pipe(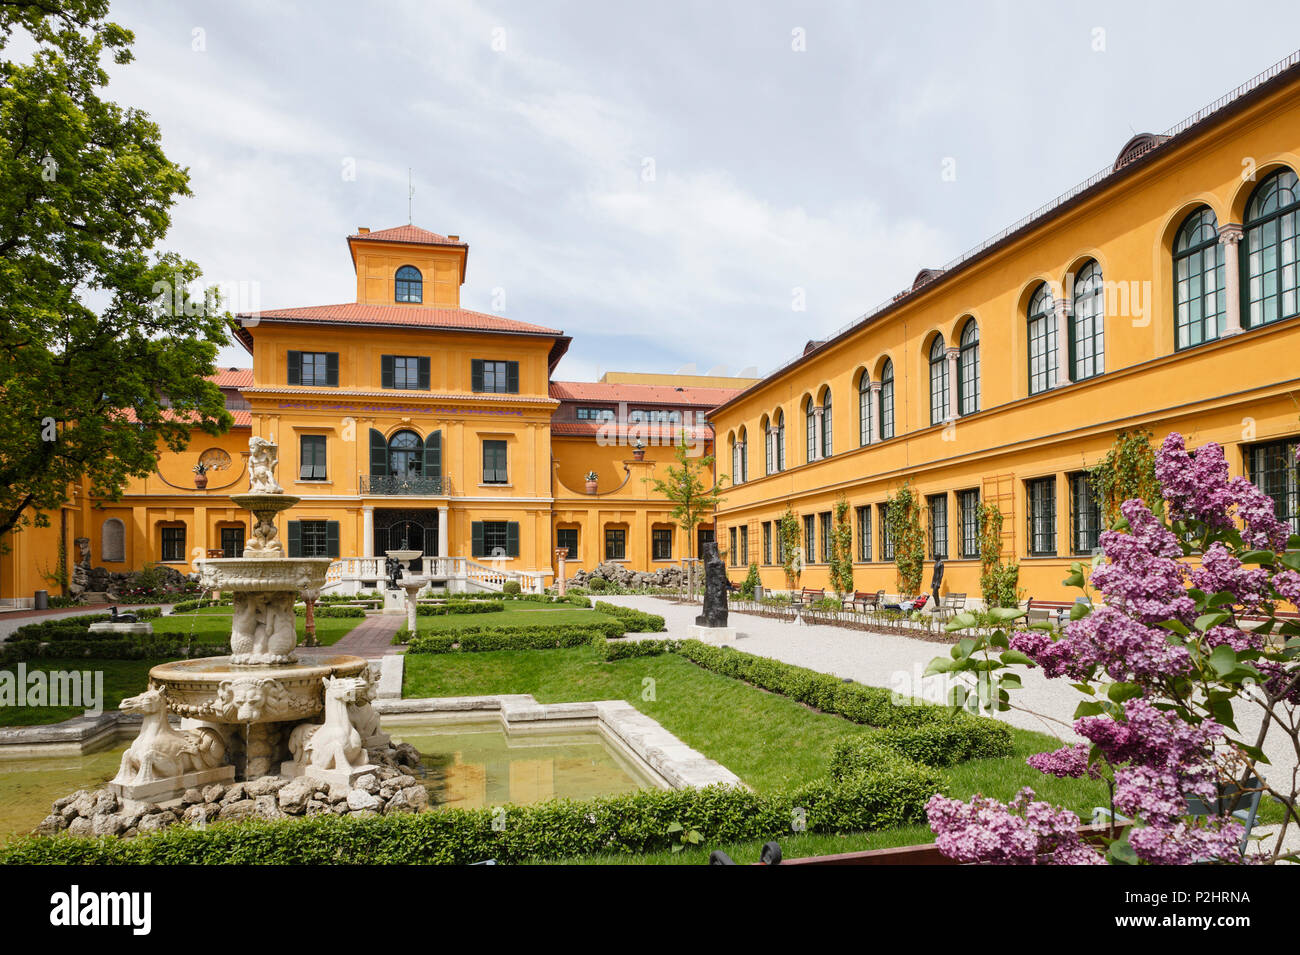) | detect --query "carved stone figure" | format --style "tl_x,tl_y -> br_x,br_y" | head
247,436 -> 283,494
216,676 -> 301,722
229,591 -> 297,665
347,663 -> 388,747
112,687 -> 227,785
296,676 -> 368,773
70,537 -> 91,595
694,541 -> 729,628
